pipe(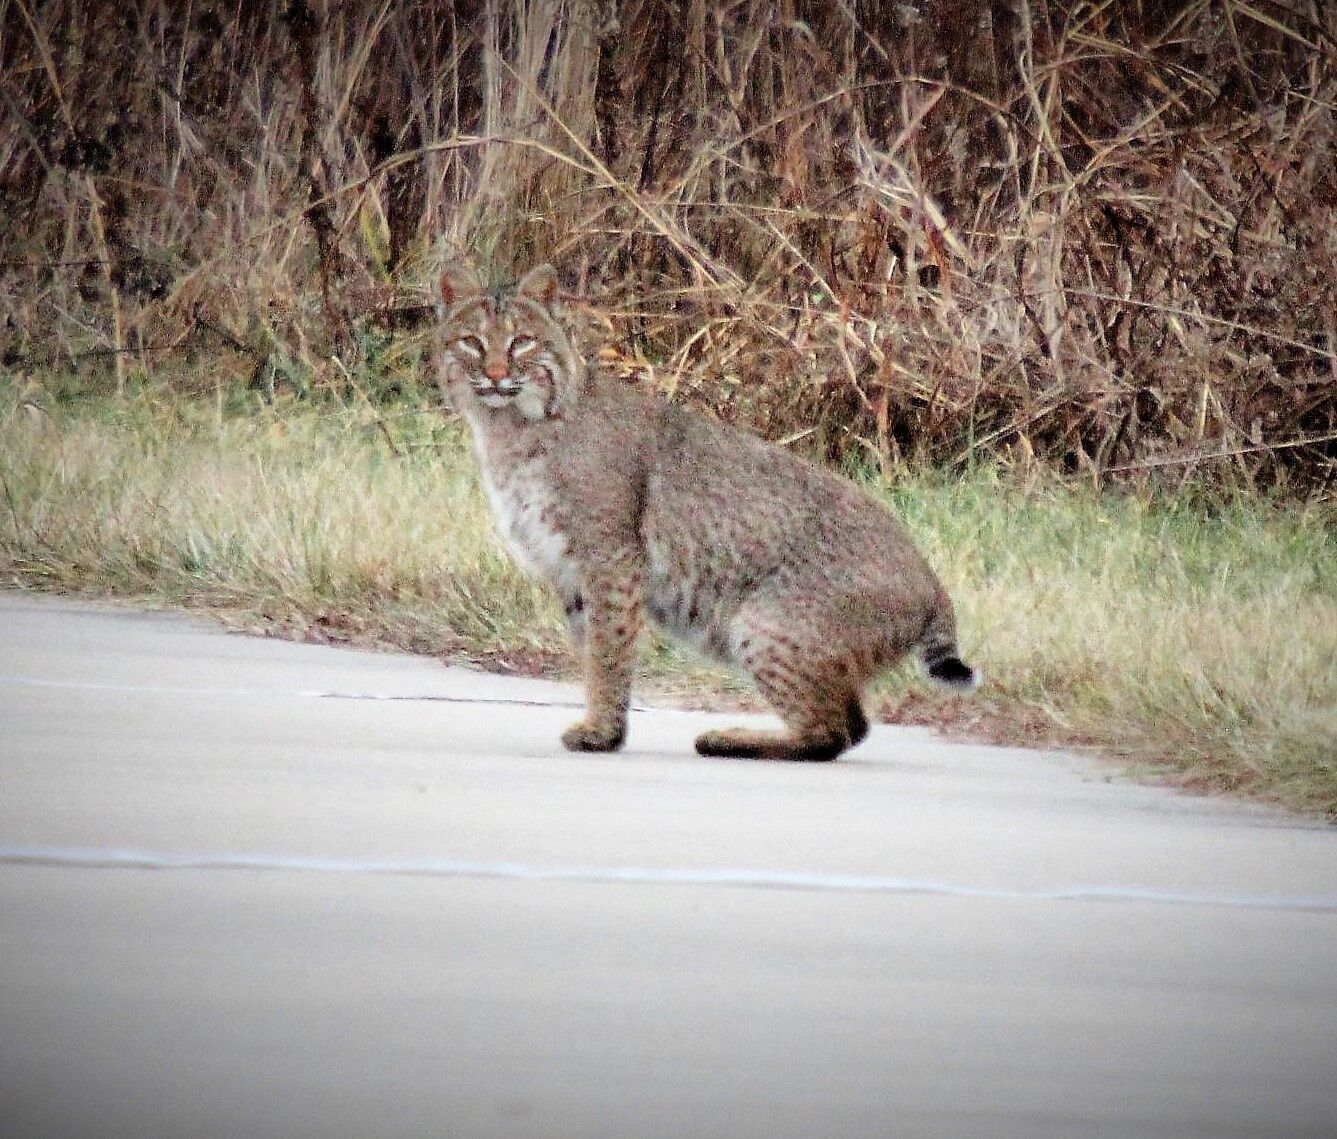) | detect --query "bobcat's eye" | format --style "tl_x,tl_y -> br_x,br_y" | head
510,335 -> 539,357
455,335 -> 485,358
